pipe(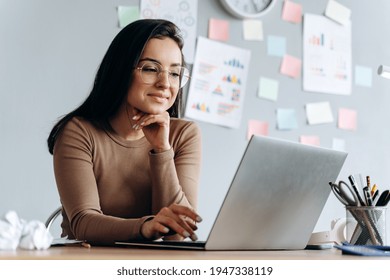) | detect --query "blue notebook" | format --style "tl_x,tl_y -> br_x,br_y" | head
335,243 -> 390,256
